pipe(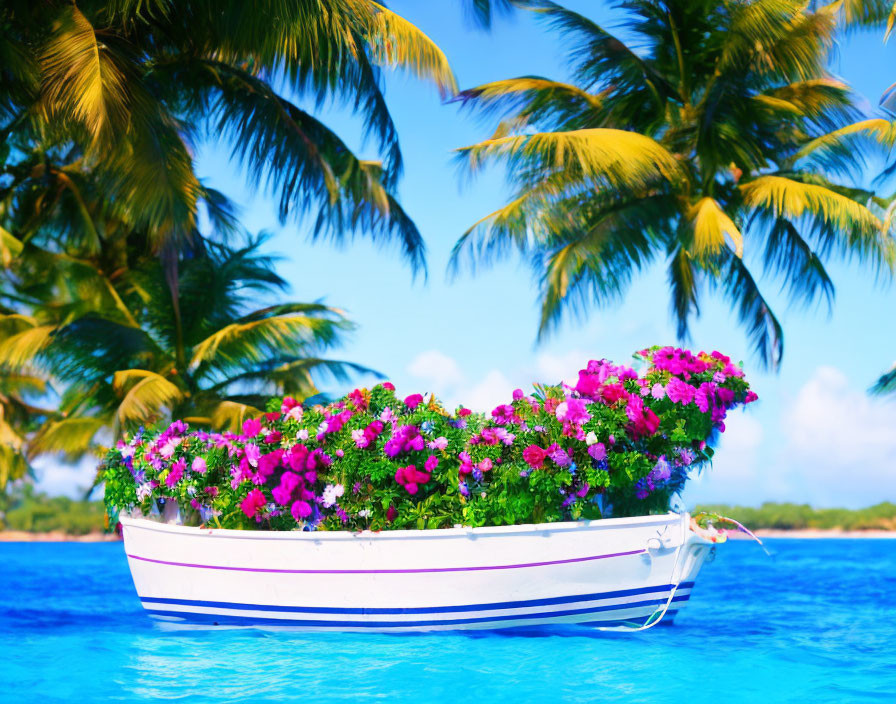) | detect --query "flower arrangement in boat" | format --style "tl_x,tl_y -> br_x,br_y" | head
102,346 -> 756,531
